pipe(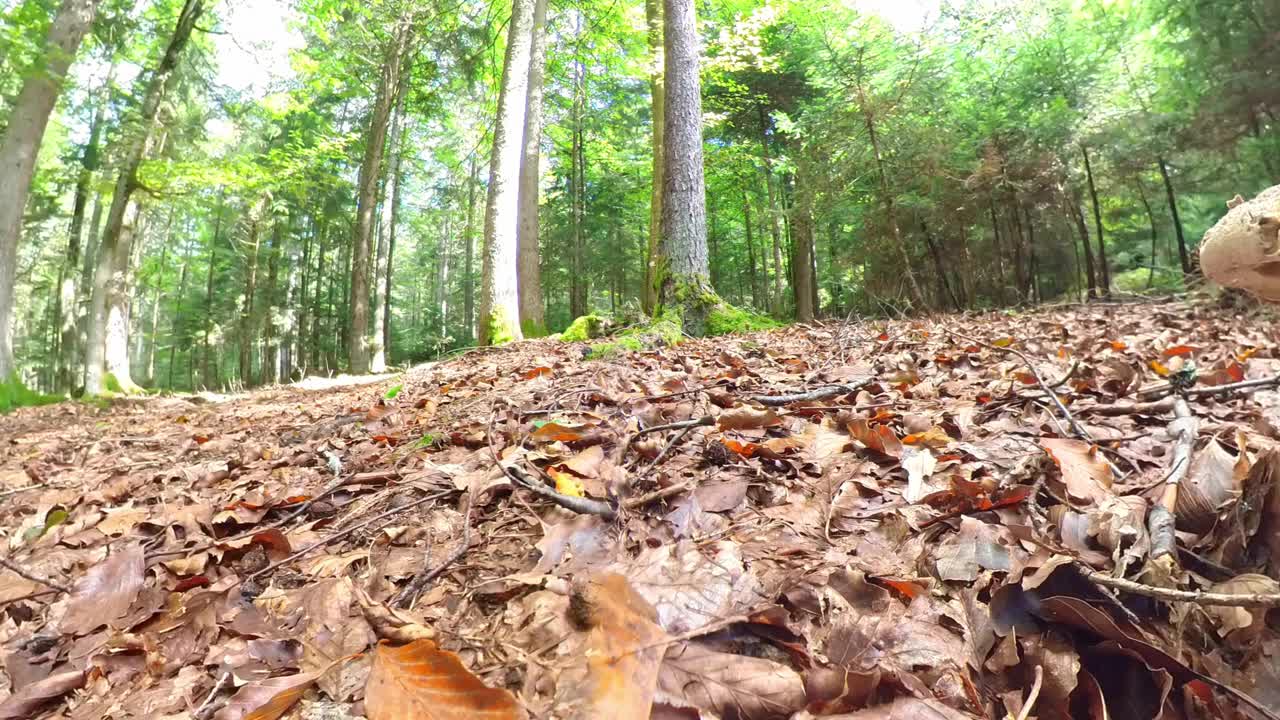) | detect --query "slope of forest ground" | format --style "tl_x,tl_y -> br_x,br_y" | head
2,299 -> 1280,720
